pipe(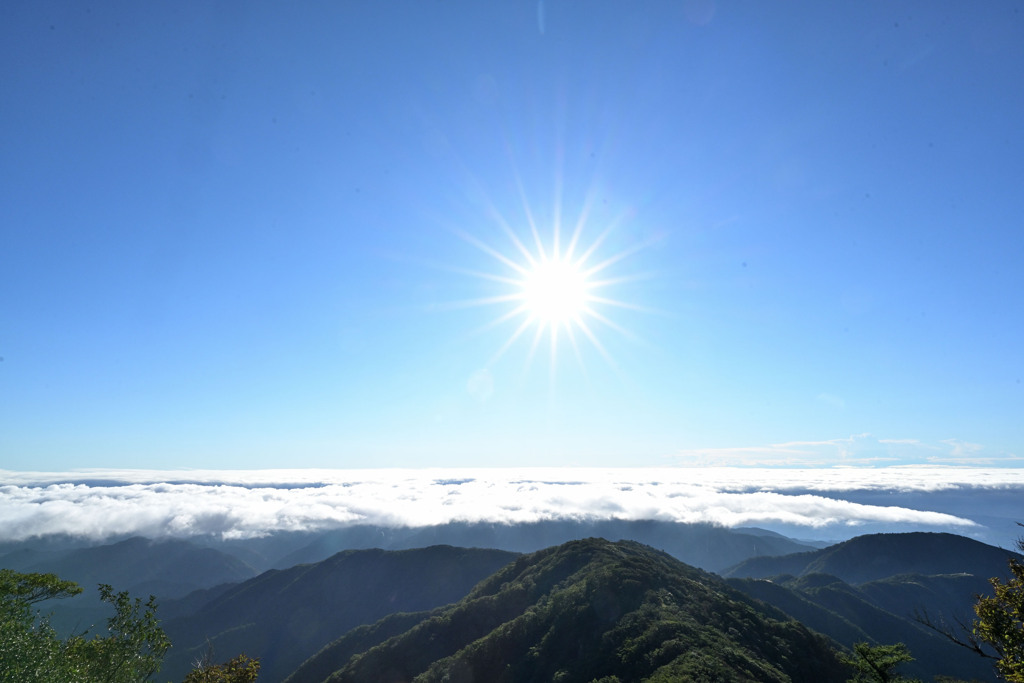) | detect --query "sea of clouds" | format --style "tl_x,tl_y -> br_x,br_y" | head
2,467 -> 1023,547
